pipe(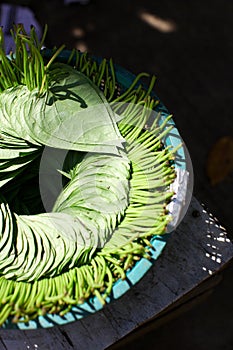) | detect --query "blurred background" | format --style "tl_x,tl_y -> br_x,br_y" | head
0,1 -> 233,349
